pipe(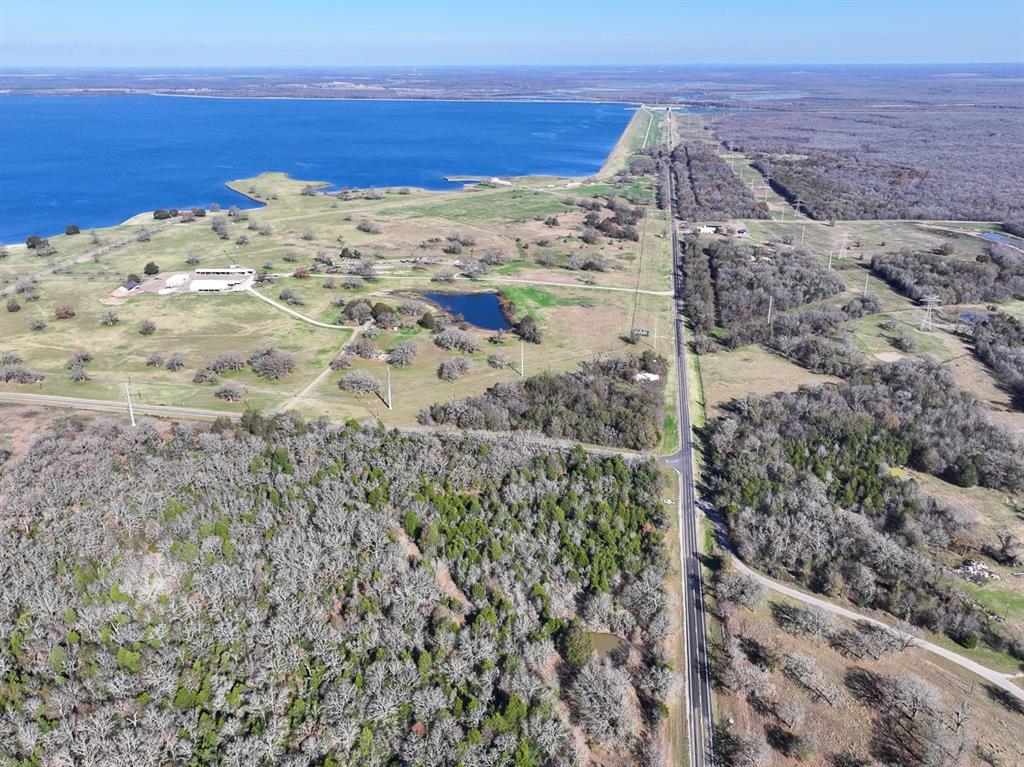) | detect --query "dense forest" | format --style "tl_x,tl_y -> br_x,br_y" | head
714,106 -> 1024,221
677,239 -> 716,335
707,240 -> 845,329
0,415 -> 675,766
670,143 -> 765,222
420,353 -> 666,450
871,245 -> 1024,304
971,311 -> 1024,408
678,238 -> 858,370
752,153 -> 933,221
704,358 -> 1024,658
